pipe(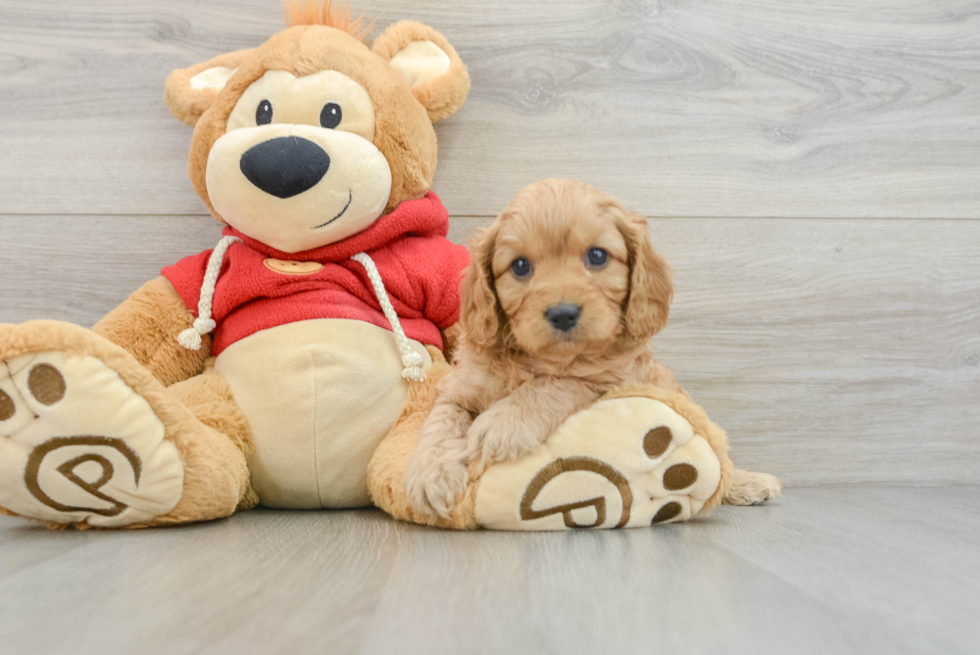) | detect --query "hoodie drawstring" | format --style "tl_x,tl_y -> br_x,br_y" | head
351,252 -> 427,382
177,235 -> 242,351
